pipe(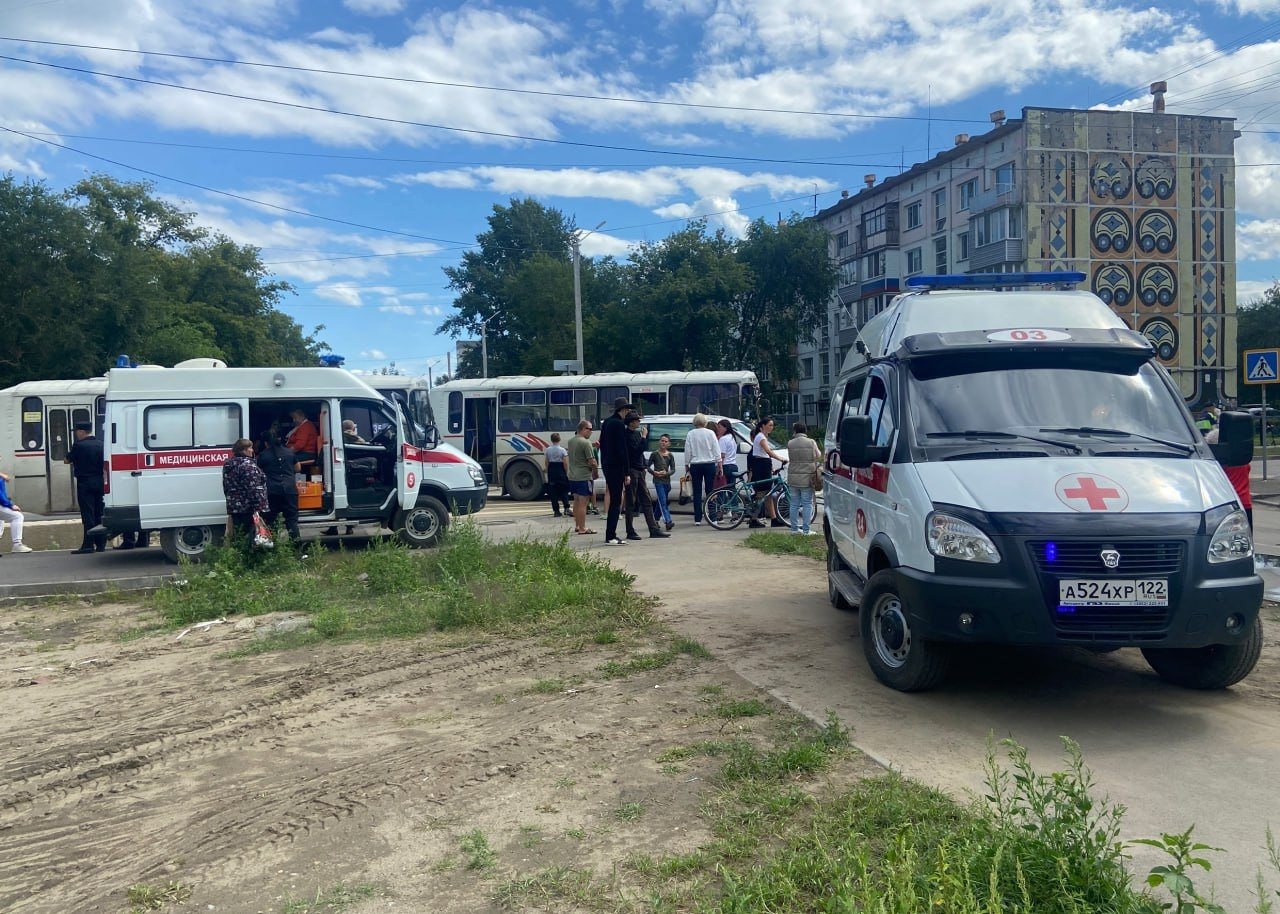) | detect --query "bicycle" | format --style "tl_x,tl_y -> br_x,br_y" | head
704,468 -> 792,530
